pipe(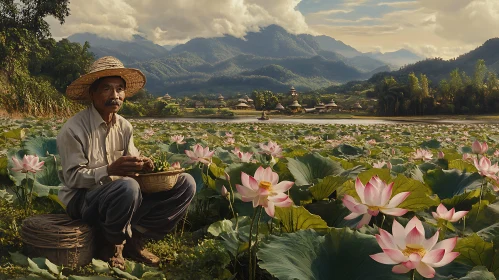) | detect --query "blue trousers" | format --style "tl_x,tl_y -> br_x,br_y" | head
66,173 -> 196,244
